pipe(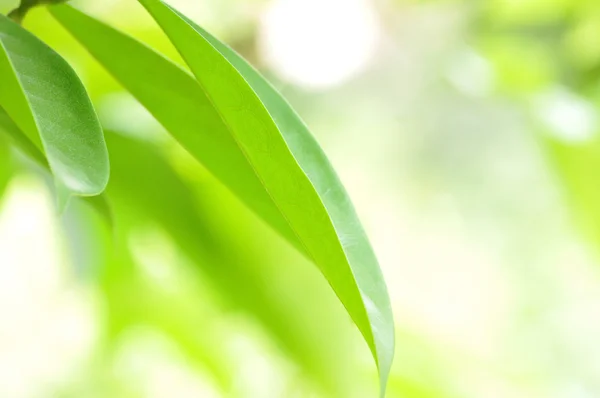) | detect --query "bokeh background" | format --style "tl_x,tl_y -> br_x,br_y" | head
1,0 -> 600,396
